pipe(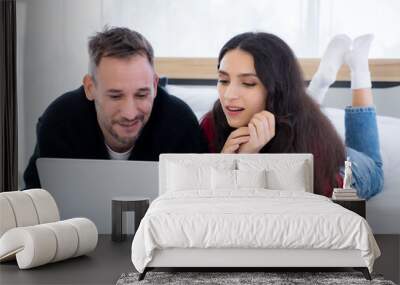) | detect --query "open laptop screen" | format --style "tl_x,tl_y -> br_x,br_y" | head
37,158 -> 158,233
